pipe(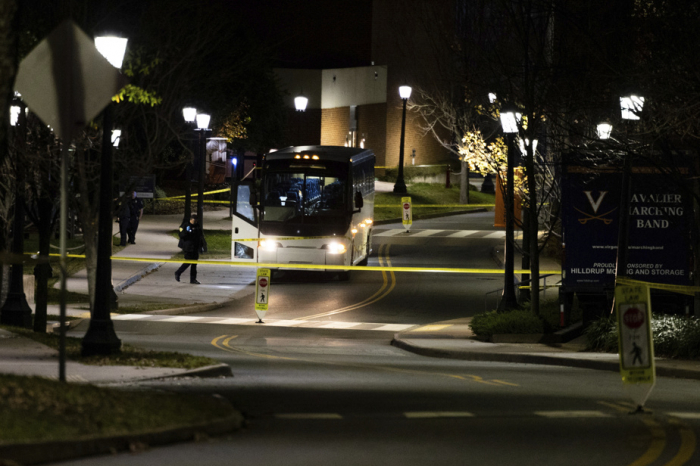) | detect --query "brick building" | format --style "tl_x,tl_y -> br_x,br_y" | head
270,0 -> 452,169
